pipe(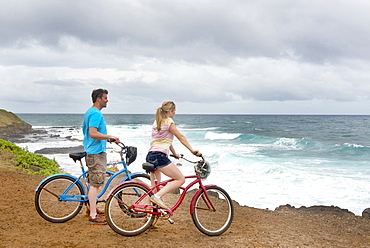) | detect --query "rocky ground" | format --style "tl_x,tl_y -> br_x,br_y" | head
1,168 -> 370,247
